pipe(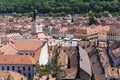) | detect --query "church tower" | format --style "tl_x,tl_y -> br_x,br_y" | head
31,17 -> 44,34
31,0 -> 44,34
